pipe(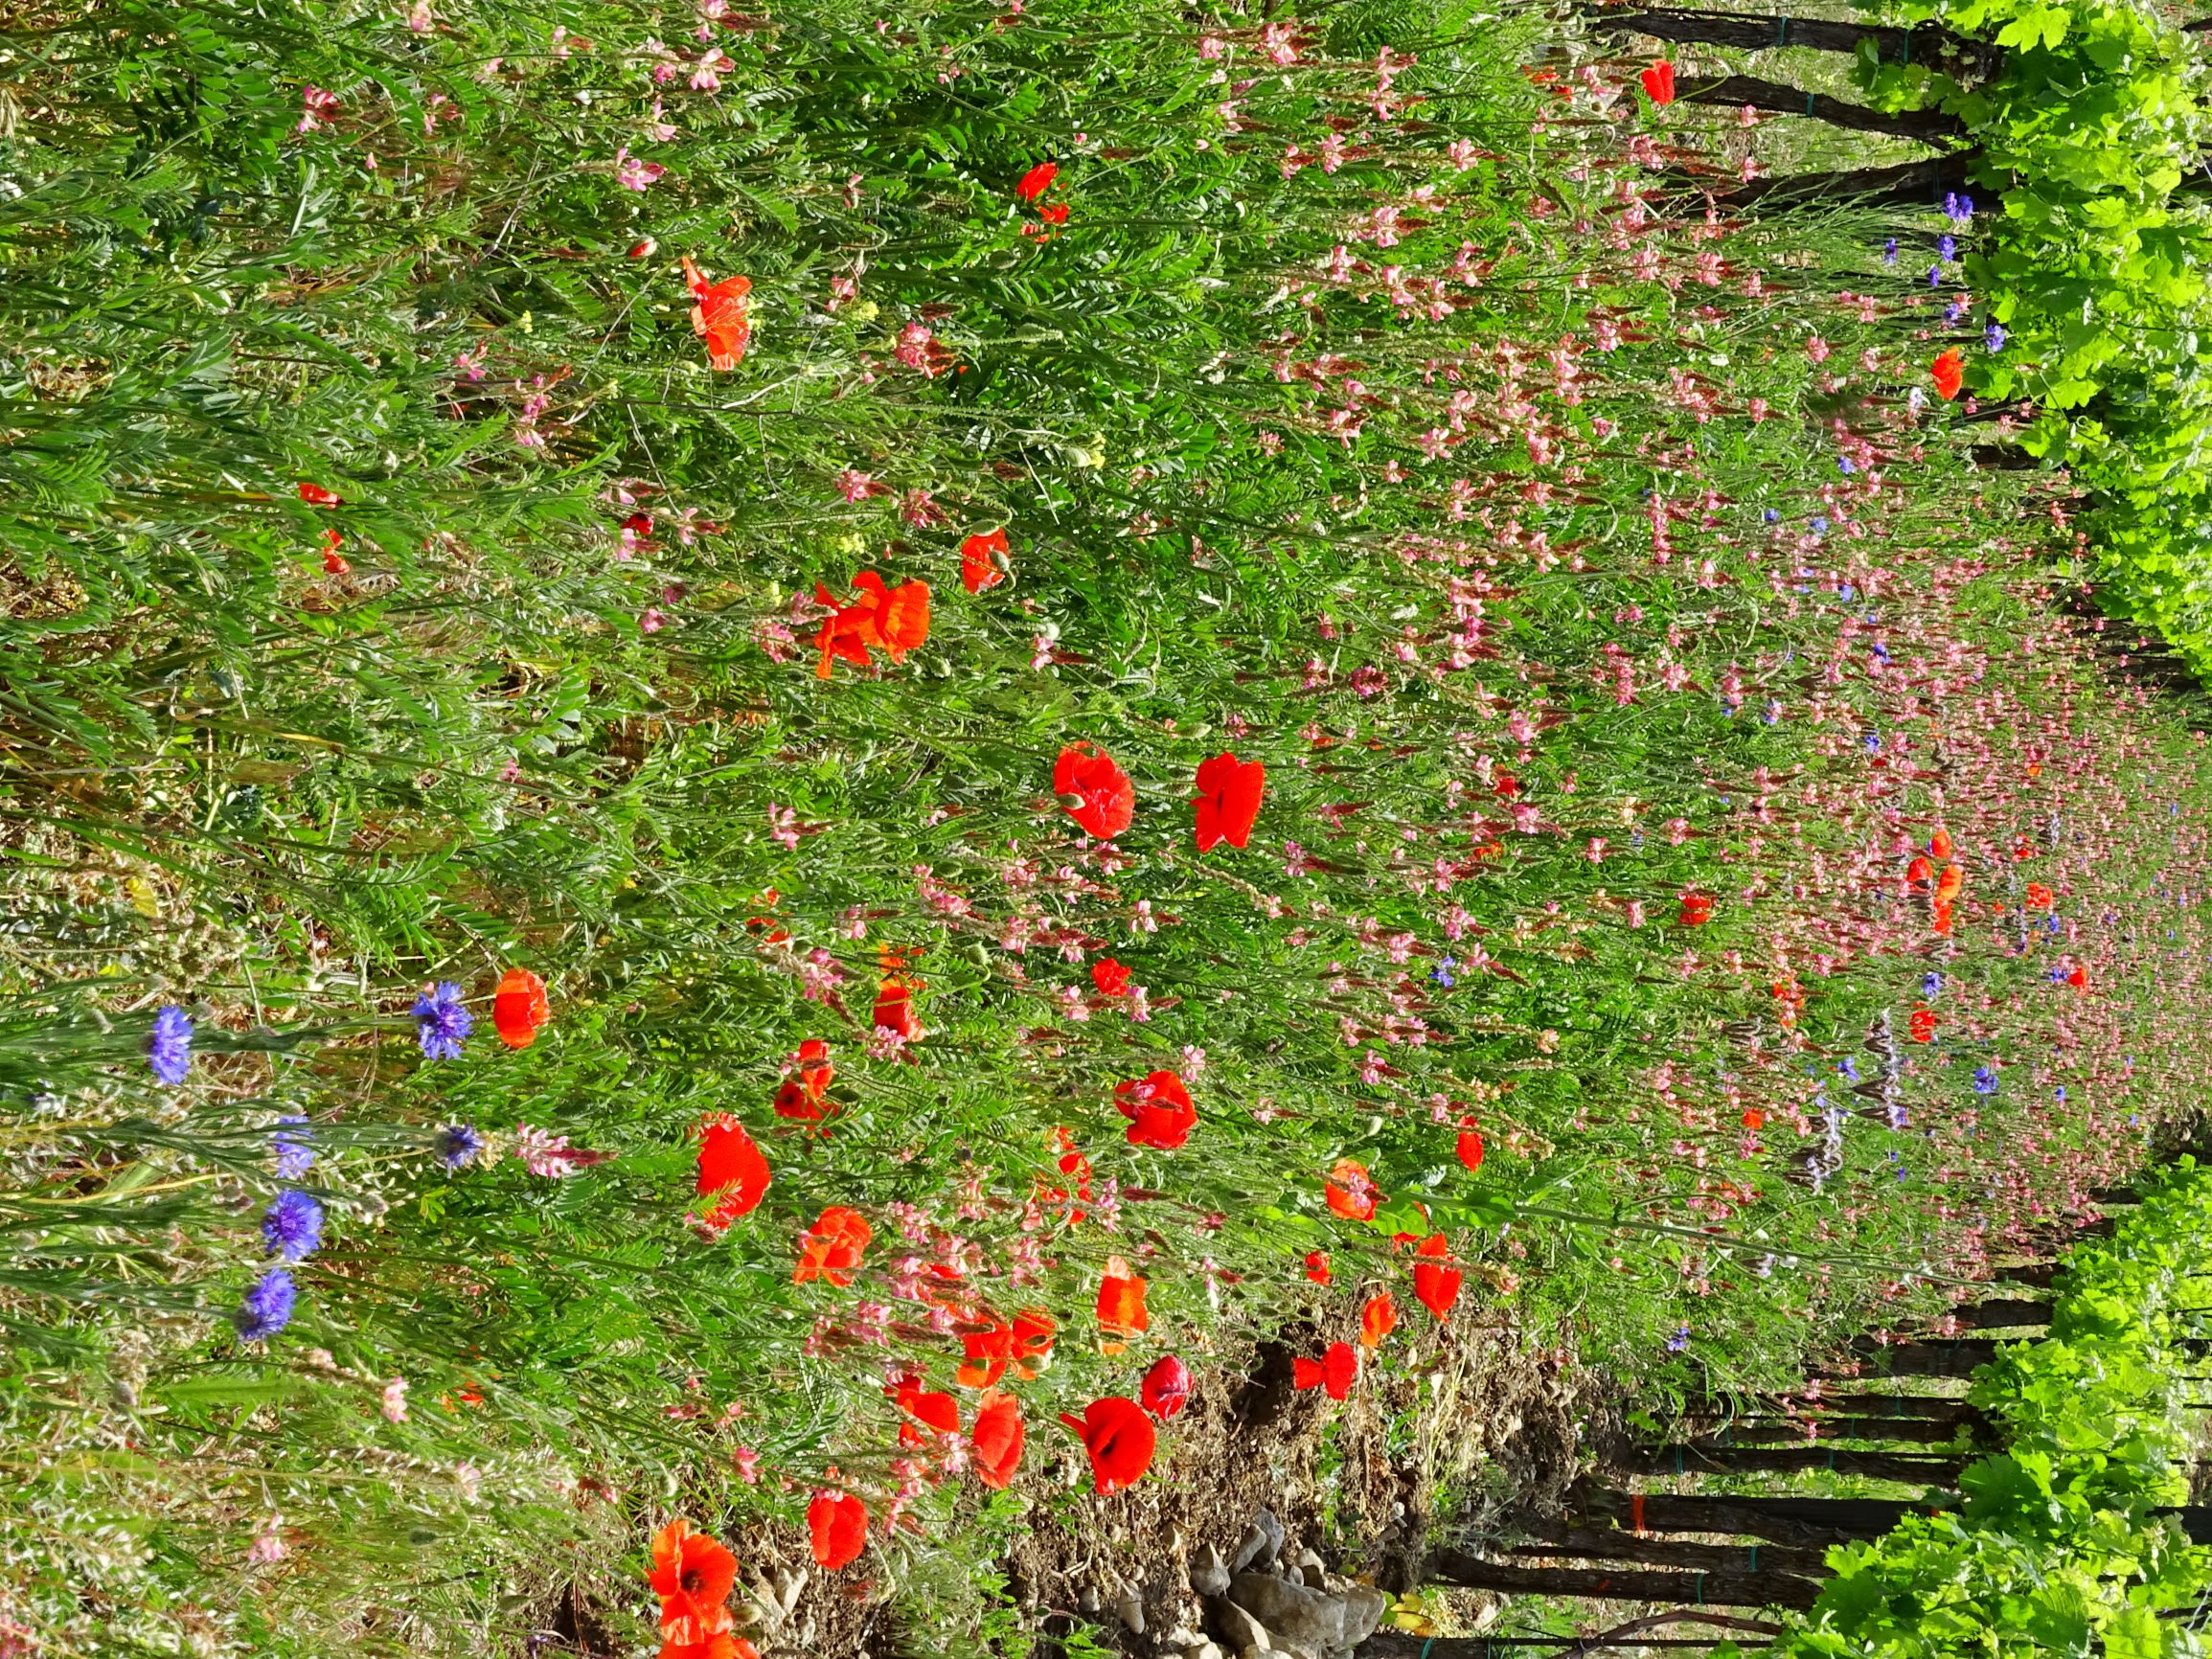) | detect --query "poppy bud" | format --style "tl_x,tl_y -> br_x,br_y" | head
629,238 -> 657,258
